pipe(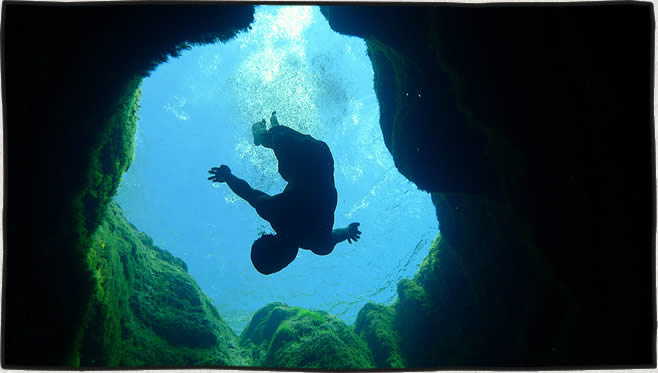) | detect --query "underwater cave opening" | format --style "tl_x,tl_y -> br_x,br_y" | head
115,5 -> 438,334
